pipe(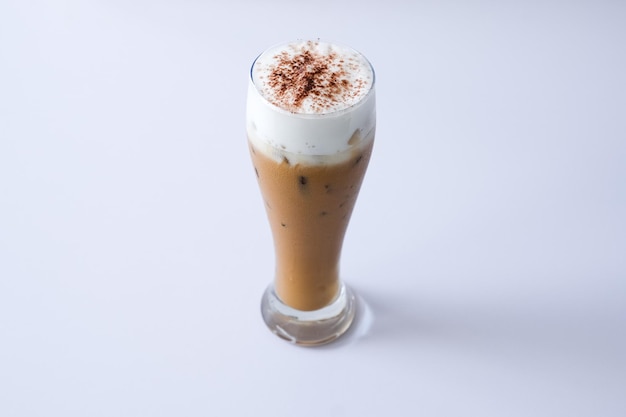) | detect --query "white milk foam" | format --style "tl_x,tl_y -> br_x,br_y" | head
247,40 -> 375,162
